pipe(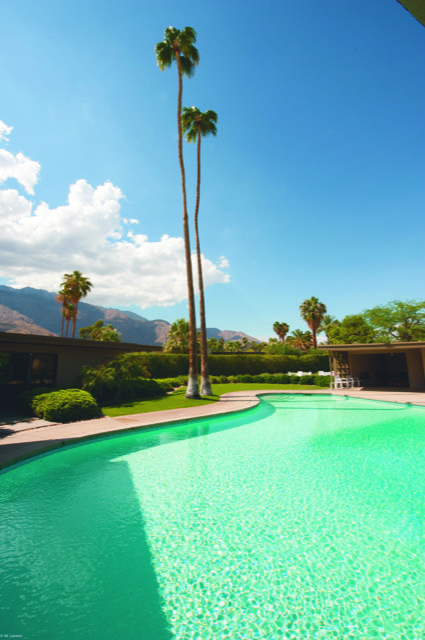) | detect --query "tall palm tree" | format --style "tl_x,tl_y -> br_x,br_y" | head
63,302 -> 74,338
299,297 -> 327,349
181,106 -> 218,396
155,26 -> 200,399
61,270 -> 93,338
273,321 -> 290,342
55,288 -> 69,337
